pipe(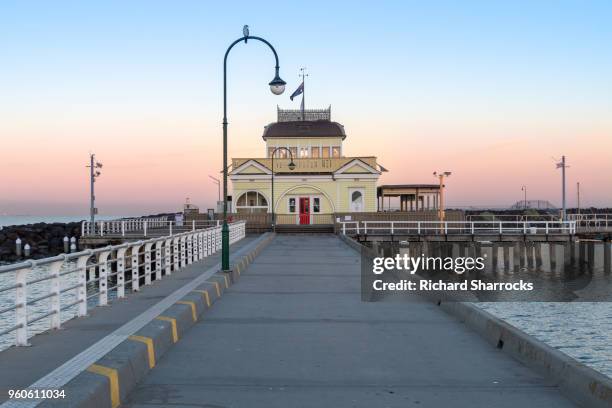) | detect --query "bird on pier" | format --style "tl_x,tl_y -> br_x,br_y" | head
243,25 -> 249,43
